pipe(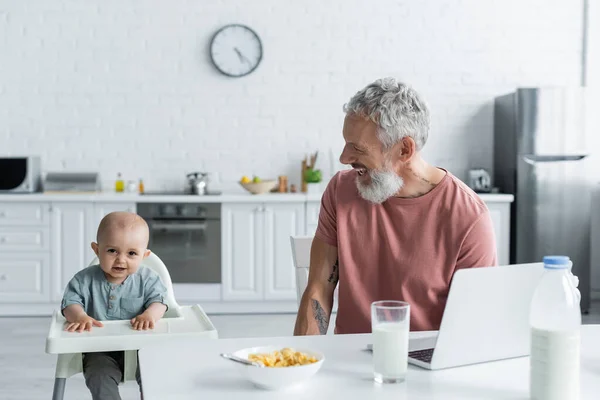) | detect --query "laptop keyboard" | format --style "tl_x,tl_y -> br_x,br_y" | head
408,348 -> 434,363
